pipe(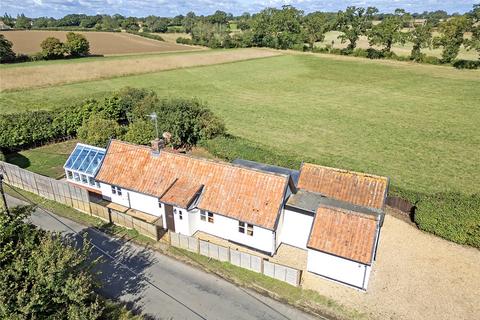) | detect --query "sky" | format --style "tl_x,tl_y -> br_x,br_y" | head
1,0 -> 478,18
